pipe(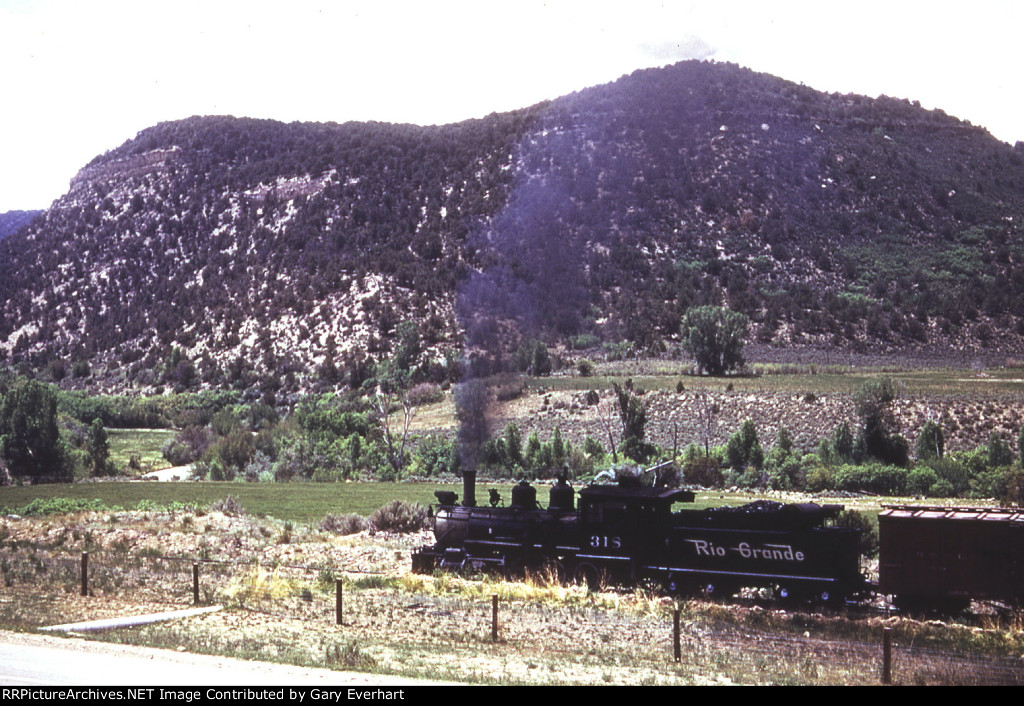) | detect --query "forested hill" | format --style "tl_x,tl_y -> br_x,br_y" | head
0,210 -> 42,241
1,60 -> 1023,395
